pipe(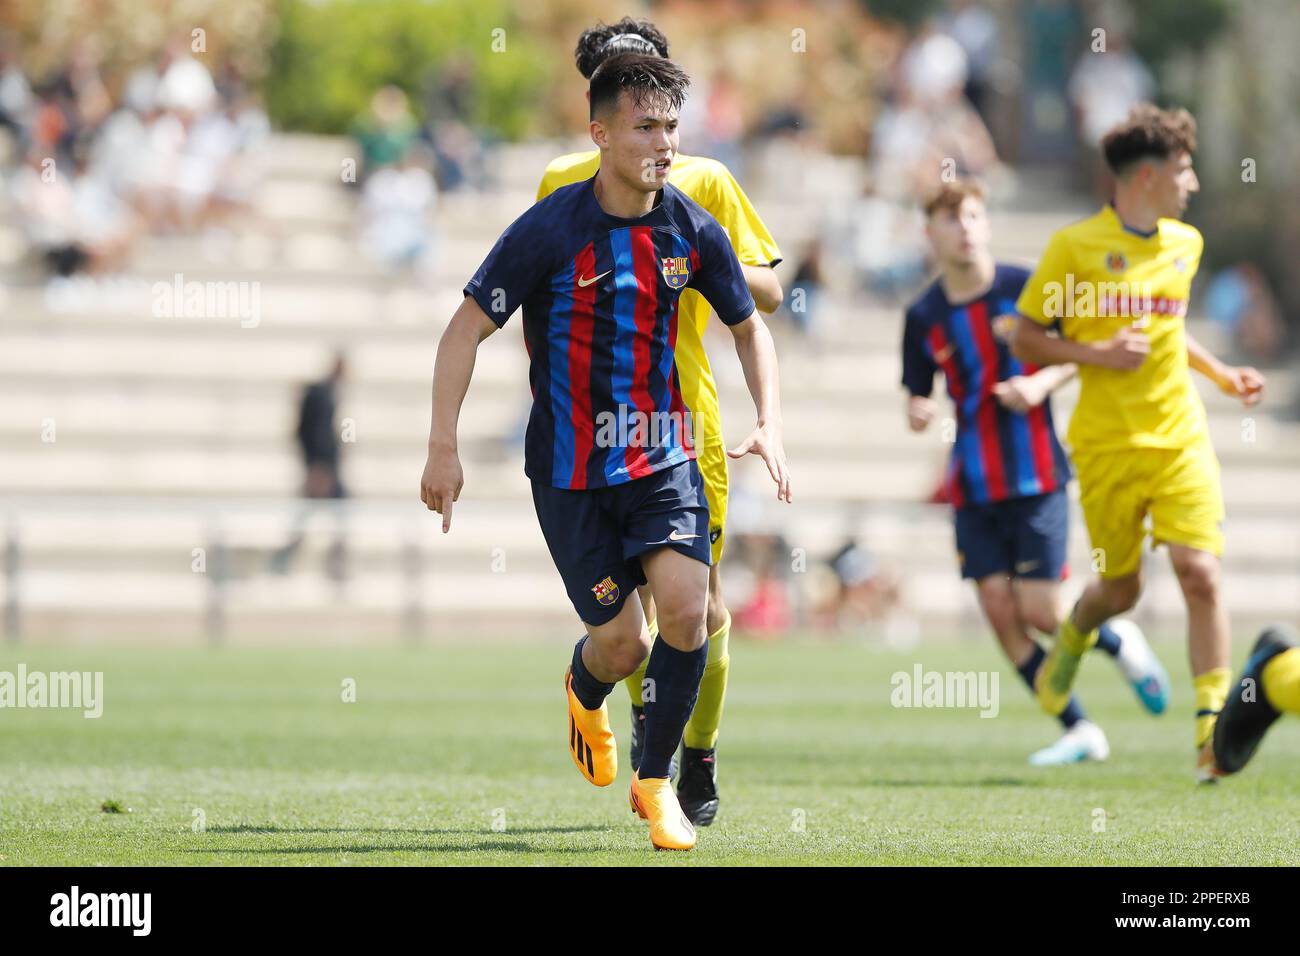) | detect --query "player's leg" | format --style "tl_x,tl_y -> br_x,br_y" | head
532,480 -> 645,787
676,438 -> 731,825
1169,544 -> 1231,752
620,460 -> 712,850
1214,624 -> 1300,775
1015,487 -> 1169,715
1036,455 -> 1145,715
1145,437 -> 1232,776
